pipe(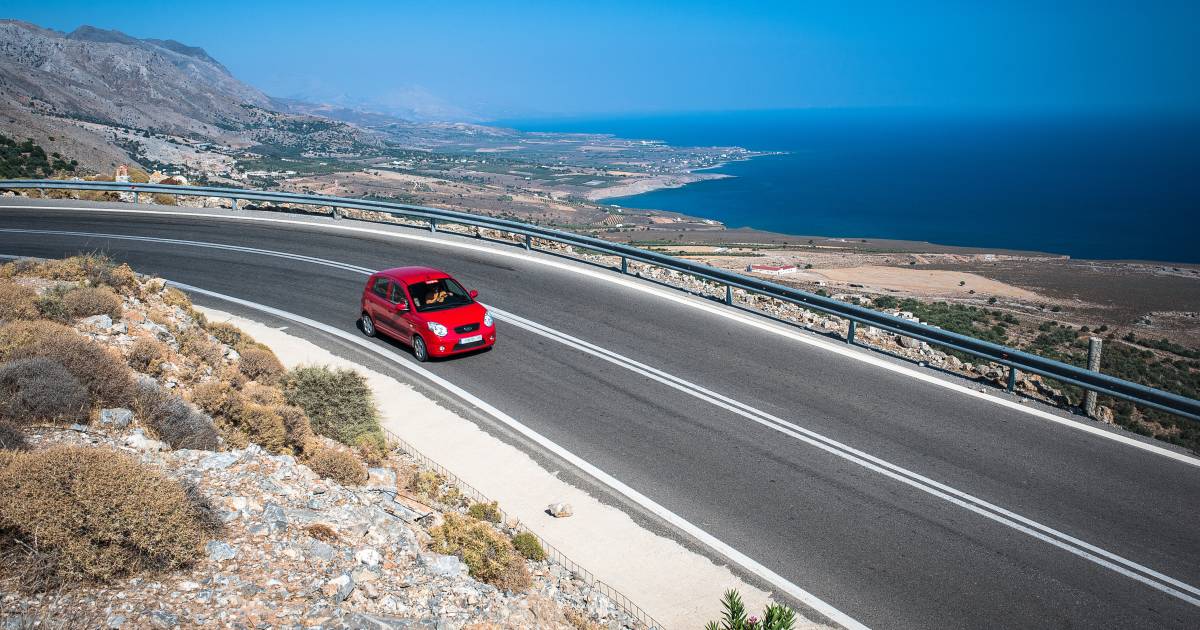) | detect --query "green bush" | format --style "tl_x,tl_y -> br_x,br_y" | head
511,531 -> 546,561
34,293 -> 71,322
283,366 -> 384,448
0,446 -> 217,588
468,501 -> 502,523
0,358 -> 89,426
705,589 -> 797,630
430,514 -> 530,591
